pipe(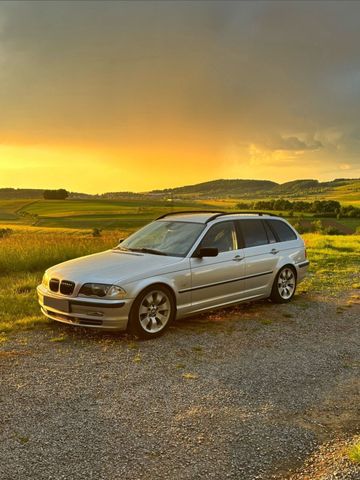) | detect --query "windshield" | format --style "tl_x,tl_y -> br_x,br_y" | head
118,221 -> 205,257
